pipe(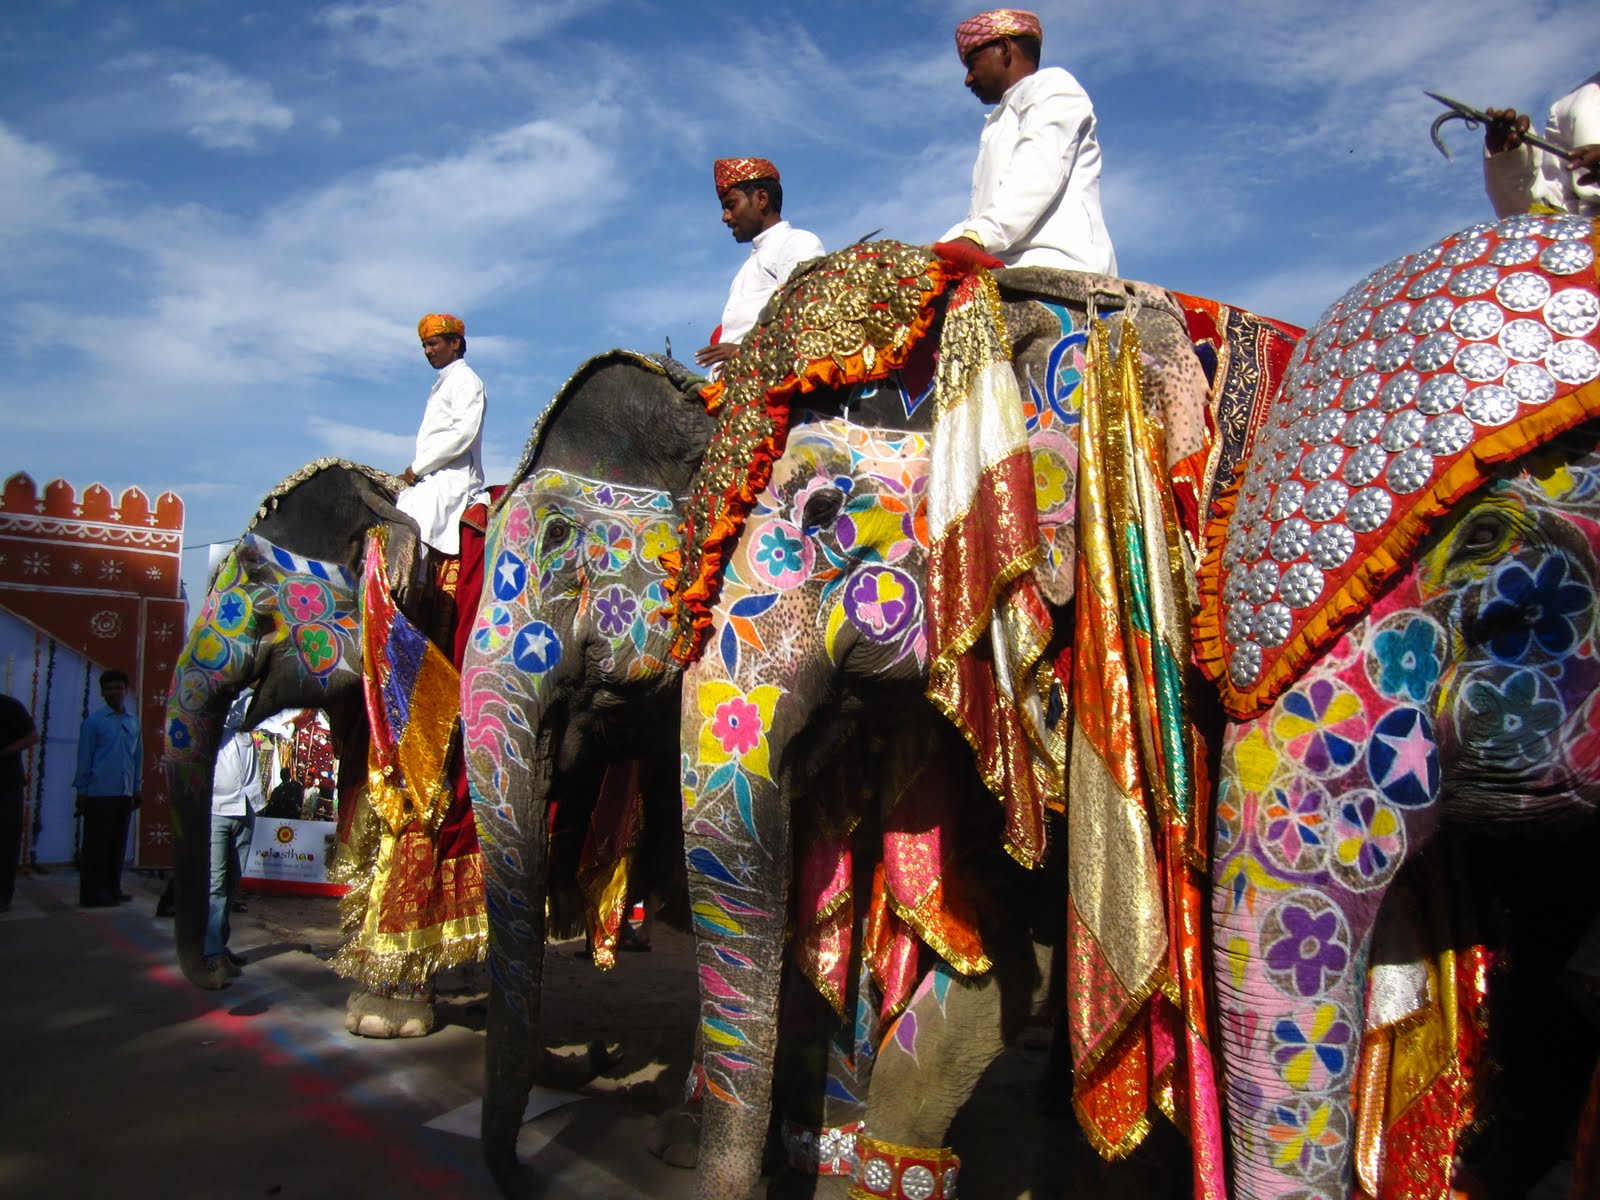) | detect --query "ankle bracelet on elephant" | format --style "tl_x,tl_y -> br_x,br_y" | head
782,1118 -> 863,1176
848,1134 -> 960,1199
